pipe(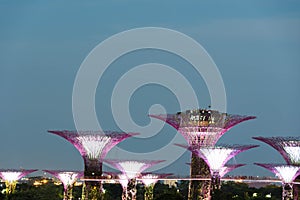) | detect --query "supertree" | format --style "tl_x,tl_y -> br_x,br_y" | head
150,109 -> 255,200
253,136 -> 300,198
48,130 -> 137,200
140,173 -> 172,200
0,169 -> 37,196
177,144 -> 258,197
253,136 -> 300,165
105,159 -> 164,200
255,163 -> 300,200
43,170 -> 83,200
